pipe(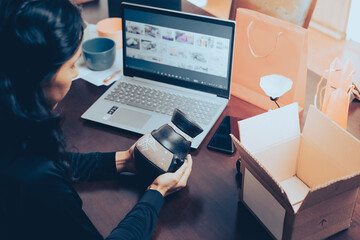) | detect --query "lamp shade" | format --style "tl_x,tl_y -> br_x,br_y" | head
260,74 -> 293,98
